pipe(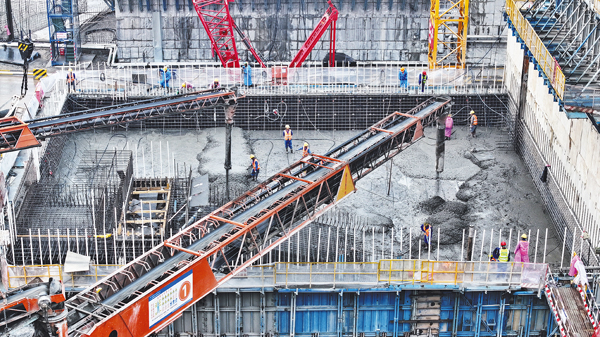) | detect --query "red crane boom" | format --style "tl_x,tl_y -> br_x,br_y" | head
193,0 -> 266,68
289,0 -> 338,67
193,0 -> 338,68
